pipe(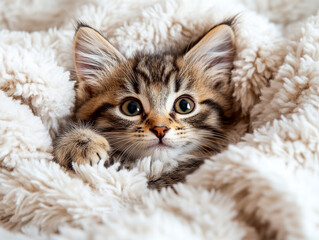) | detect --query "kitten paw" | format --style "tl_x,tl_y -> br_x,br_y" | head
54,128 -> 110,168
